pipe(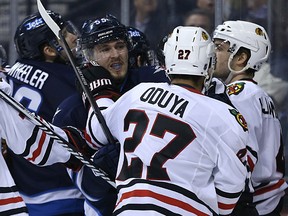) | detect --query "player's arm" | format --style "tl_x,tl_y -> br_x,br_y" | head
212,127 -> 249,215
